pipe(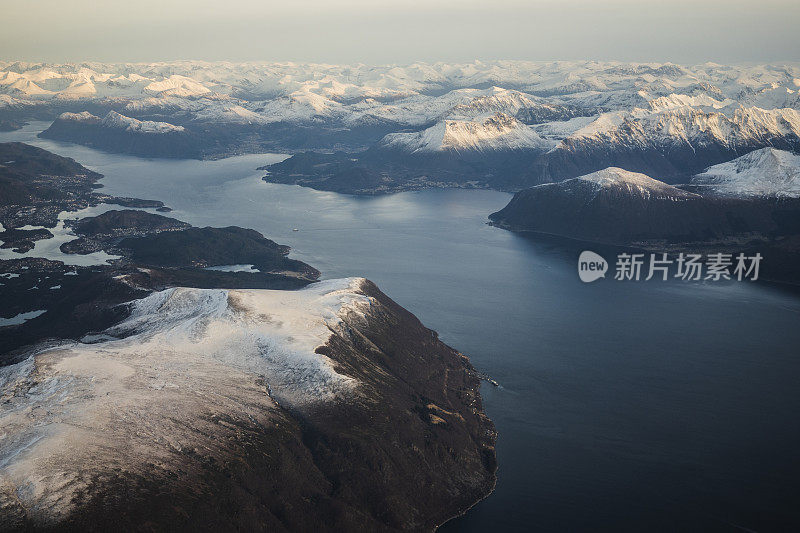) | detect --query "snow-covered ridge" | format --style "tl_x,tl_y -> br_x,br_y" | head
380,113 -> 552,153
0,278 -> 371,520
58,109 -> 184,133
57,110 -> 97,122
143,74 -> 211,98
100,110 -> 185,133
1,278 -> 368,411
561,106 -> 800,151
576,167 -> 699,200
691,148 -> 800,197
5,61 -> 800,165
447,87 -> 545,119
104,278 -> 369,406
